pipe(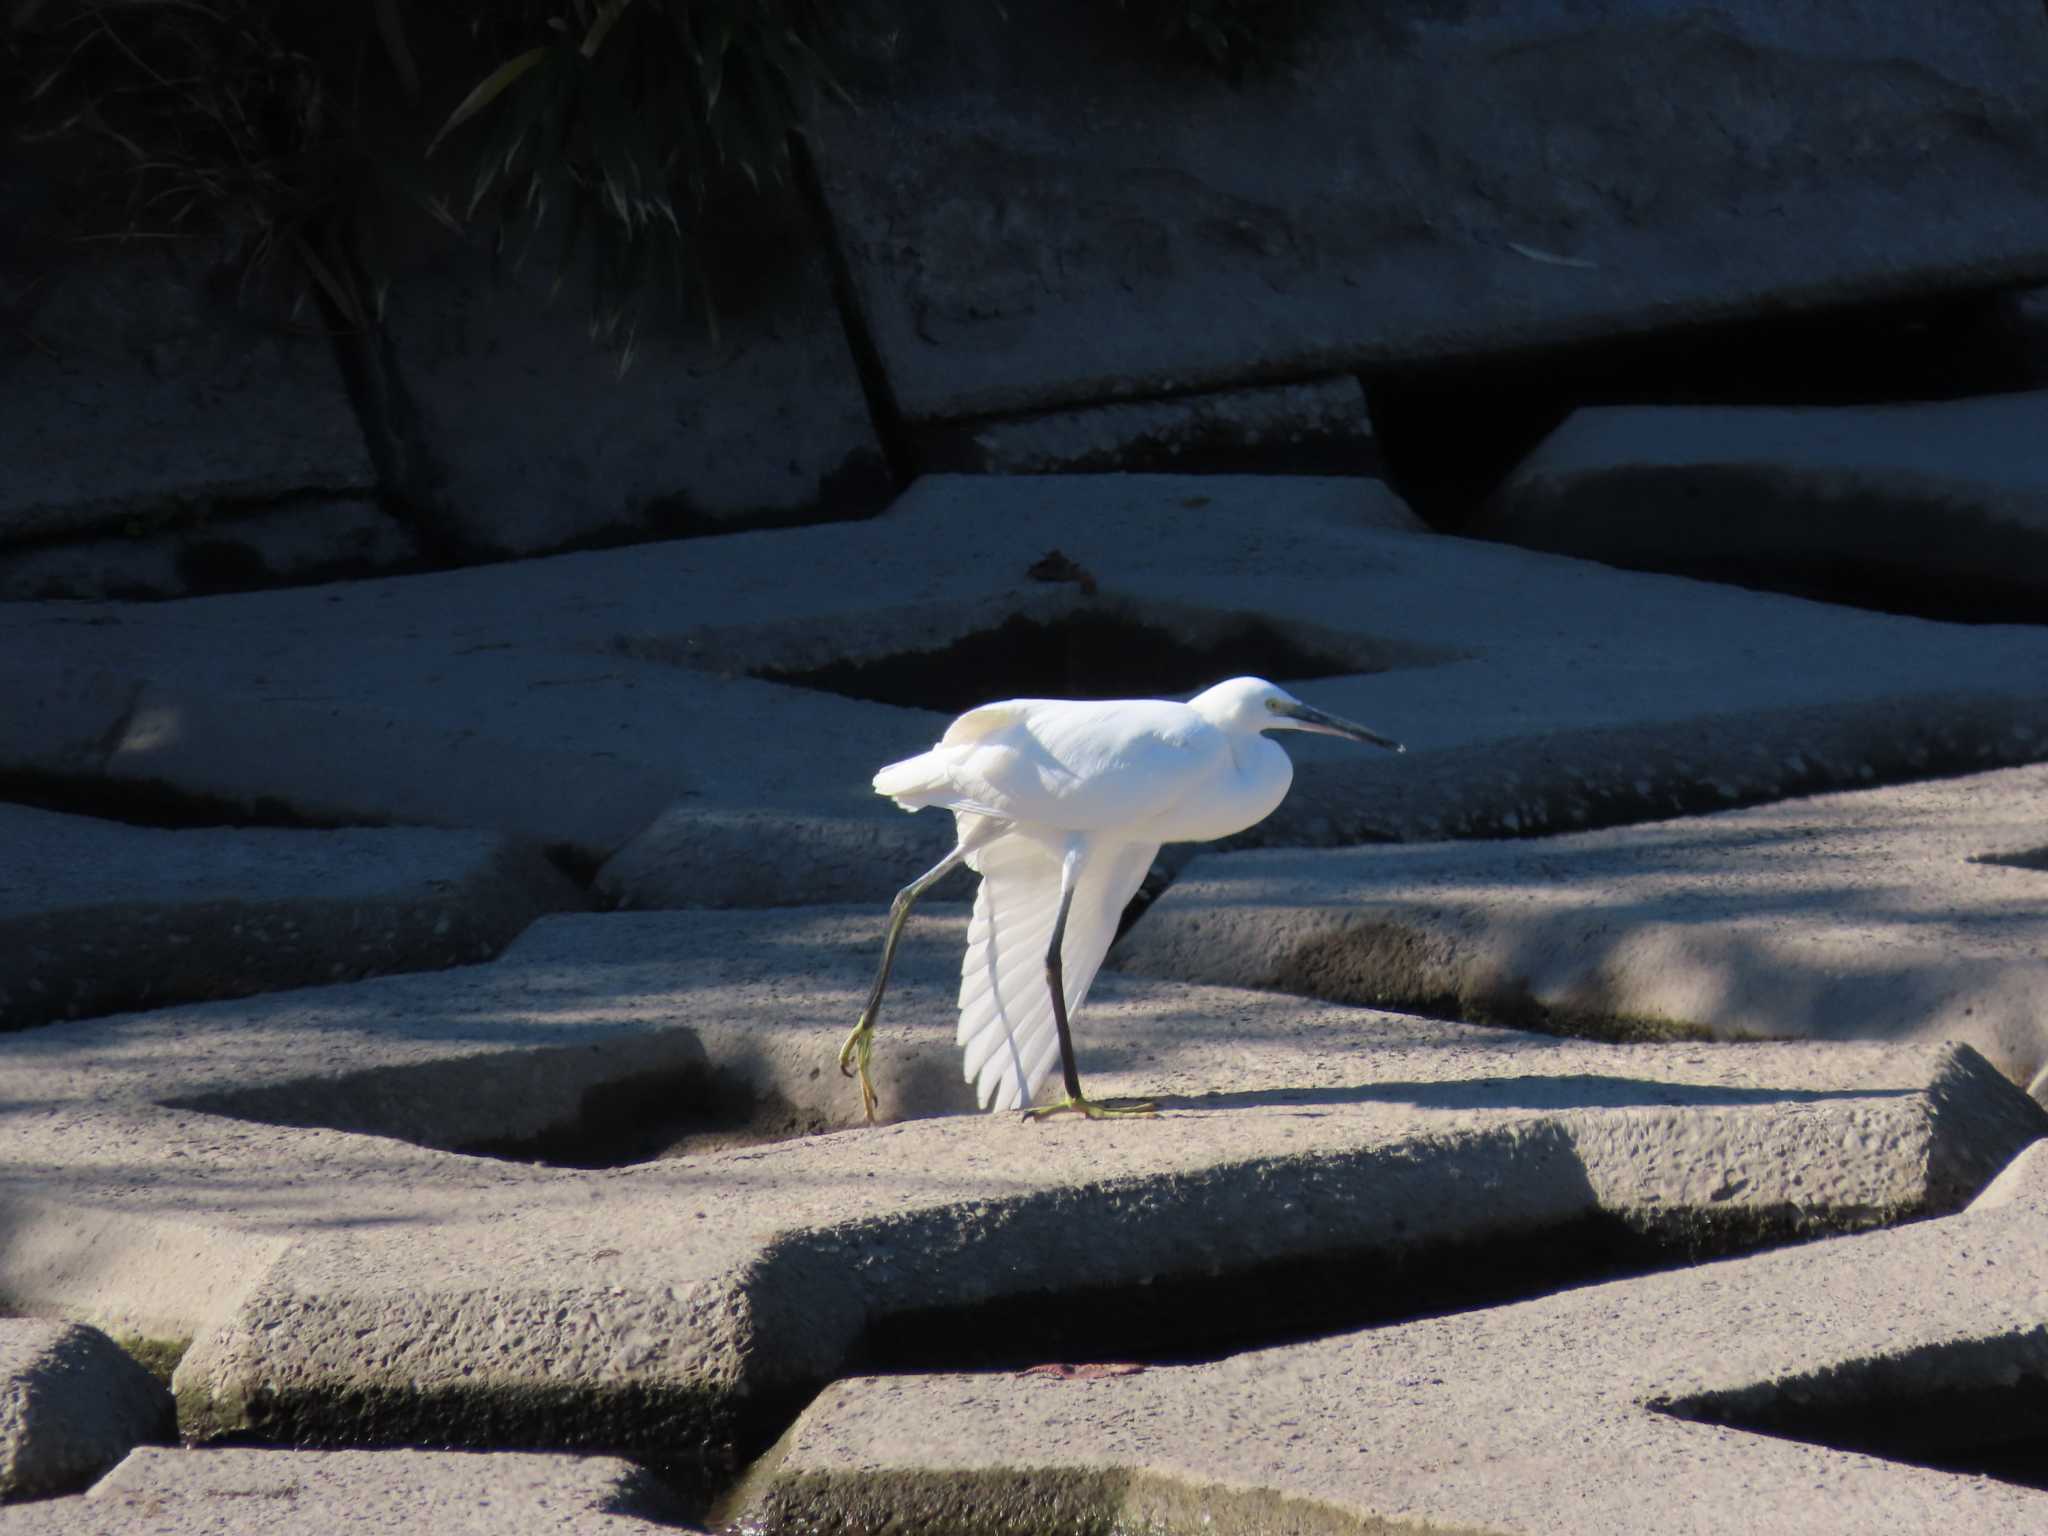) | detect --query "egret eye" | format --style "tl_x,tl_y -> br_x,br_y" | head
1264,695 -> 1284,712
